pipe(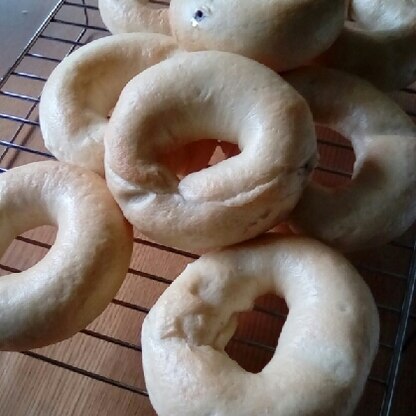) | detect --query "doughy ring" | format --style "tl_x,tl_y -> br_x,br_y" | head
169,0 -> 346,72
0,161 -> 133,351
98,0 -> 171,35
39,33 -> 178,175
284,67 -> 416,252
104,51 -> 317,251
349,0 -> 416,30
142,235 -> 380,416
319,0 -> 416,90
